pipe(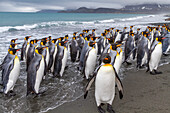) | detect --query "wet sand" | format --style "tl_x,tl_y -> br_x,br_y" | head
48,63 -> 170,113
